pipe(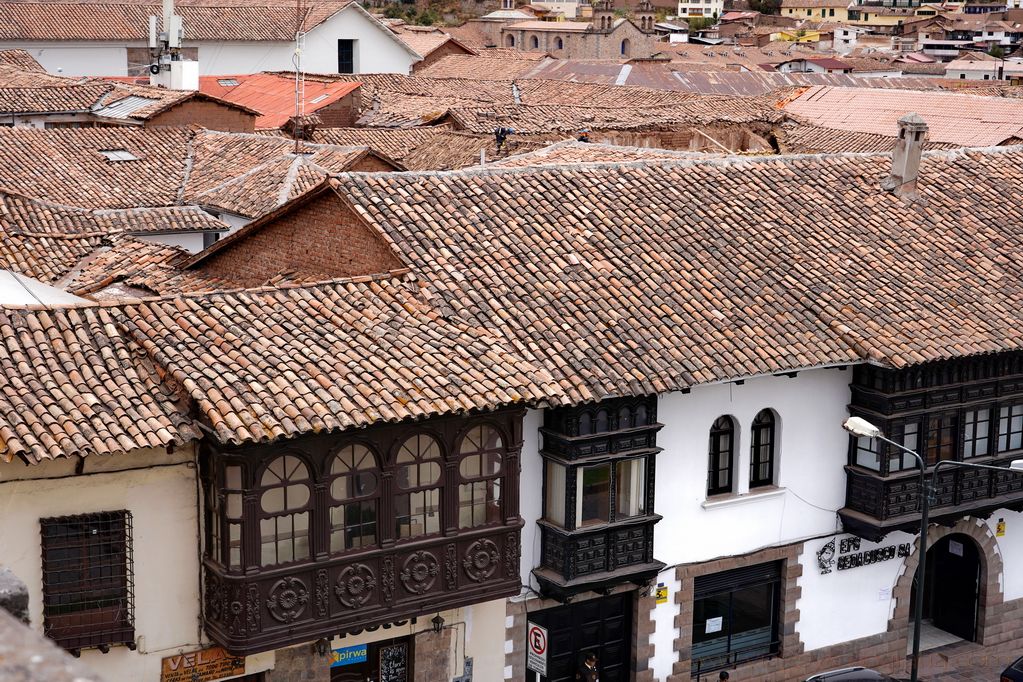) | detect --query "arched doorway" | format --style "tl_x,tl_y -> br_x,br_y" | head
910,533 -> 982,643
